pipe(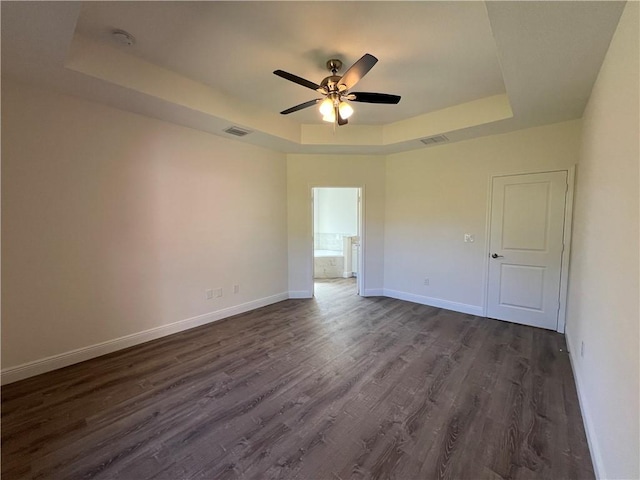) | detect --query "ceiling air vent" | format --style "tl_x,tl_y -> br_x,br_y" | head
420,134 -> 449,146
224,126 -> 252,137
